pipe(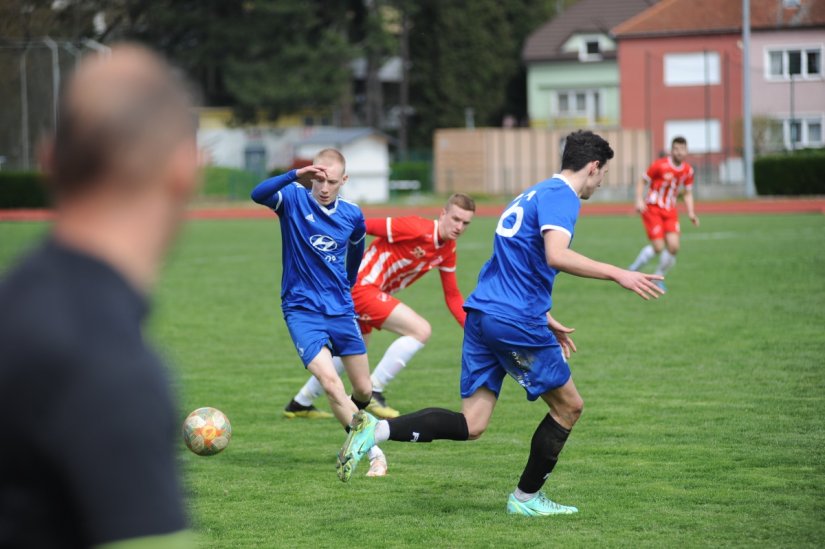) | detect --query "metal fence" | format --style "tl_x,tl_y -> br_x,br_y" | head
0,38 -> 108,171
